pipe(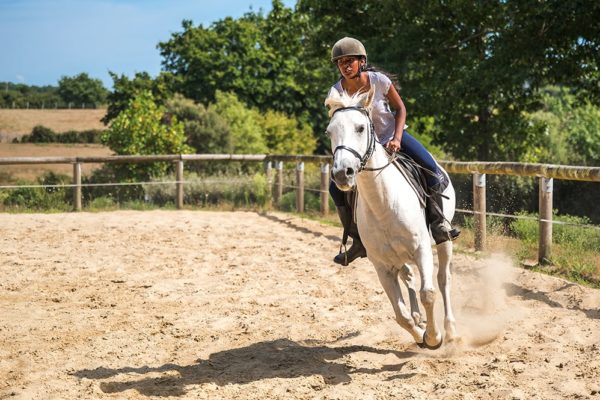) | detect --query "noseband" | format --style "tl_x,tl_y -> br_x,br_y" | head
331,106 -> 394,173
